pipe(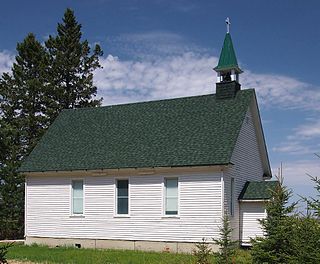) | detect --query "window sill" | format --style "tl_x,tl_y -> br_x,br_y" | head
69,215 -> 85,218
161,216 -> 180,219
113,215 -> 130,218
